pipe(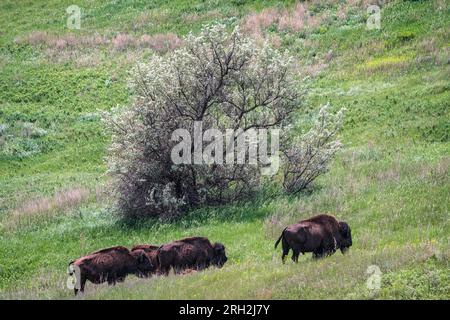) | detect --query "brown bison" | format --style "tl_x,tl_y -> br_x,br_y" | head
68,246 -> 153,295
157,237 -> 227,275
131,244 -> 160,276
275,214 -> 352,263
